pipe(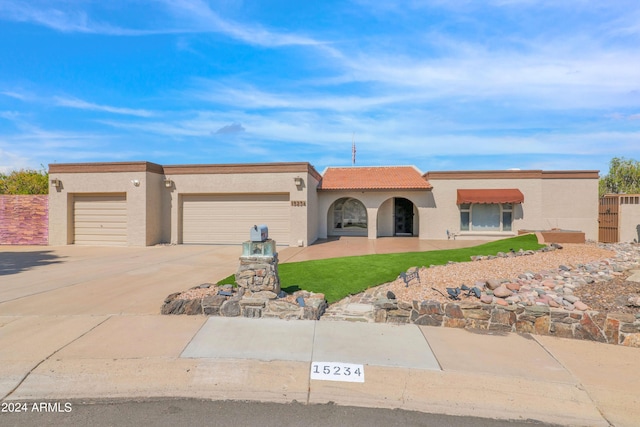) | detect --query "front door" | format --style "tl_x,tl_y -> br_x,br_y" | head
394,198 -> 414,236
